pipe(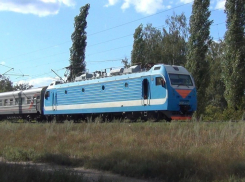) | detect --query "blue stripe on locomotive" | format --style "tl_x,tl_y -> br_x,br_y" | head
43,65 -> 197,115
